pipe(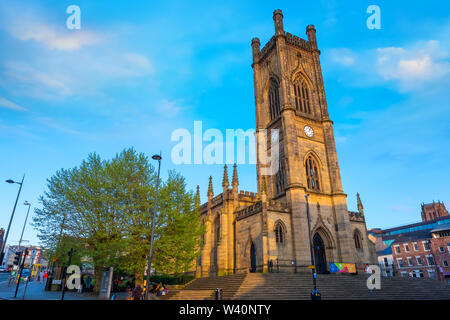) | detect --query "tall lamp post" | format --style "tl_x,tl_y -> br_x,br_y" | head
305,194 -> 320,299
18,201 -> 32,251
0,175 -> 25,265
145,153 -> 162,300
